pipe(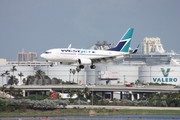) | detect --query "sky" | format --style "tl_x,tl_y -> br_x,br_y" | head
0,0 -> 180,61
